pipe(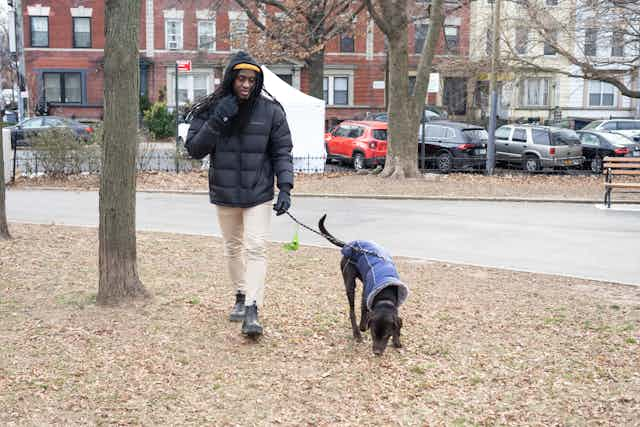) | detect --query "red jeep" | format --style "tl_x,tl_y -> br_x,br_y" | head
324,121 -> 387,170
